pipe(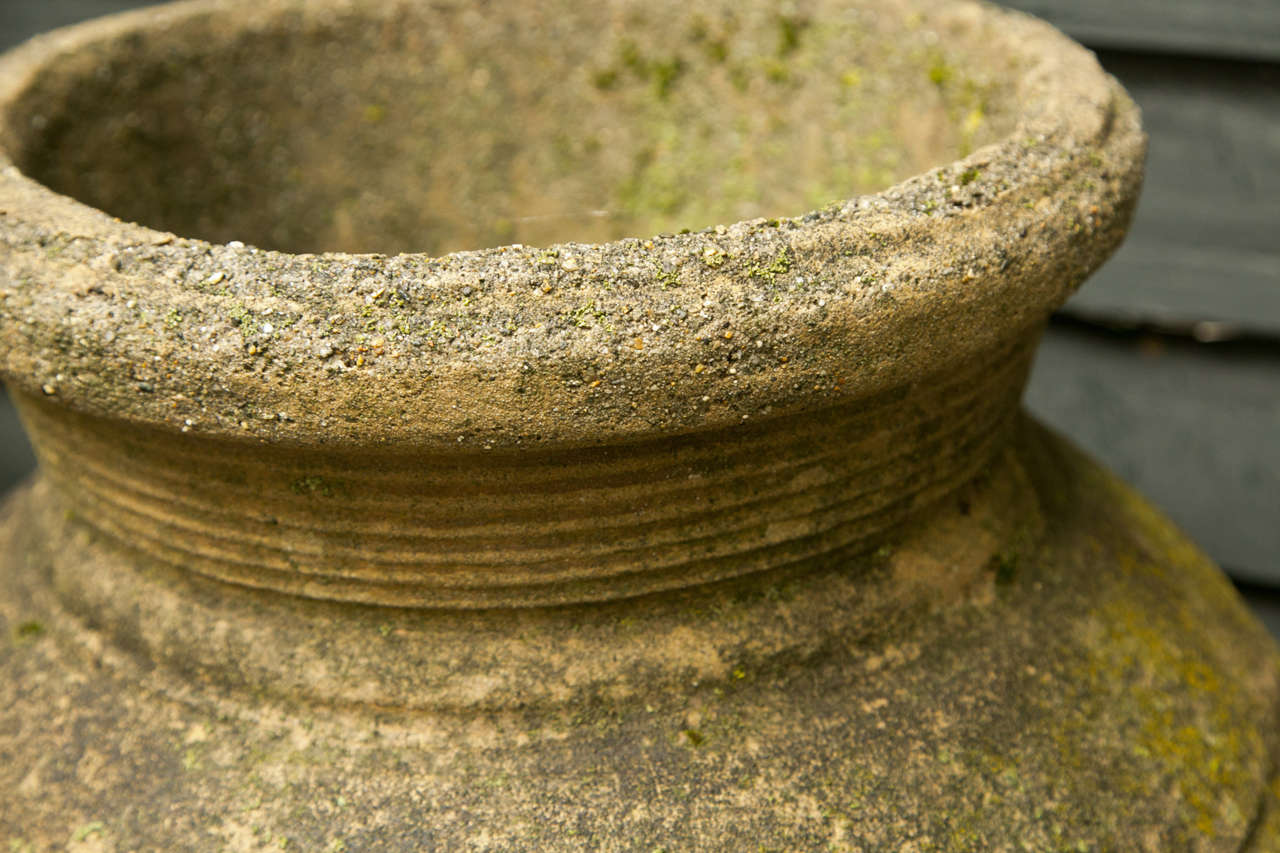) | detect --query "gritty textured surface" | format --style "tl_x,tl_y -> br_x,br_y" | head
0,0 -> 1143,448
9,333 -> 1035,607
2,0 -> 1274,849
3,419 -> 1280,850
